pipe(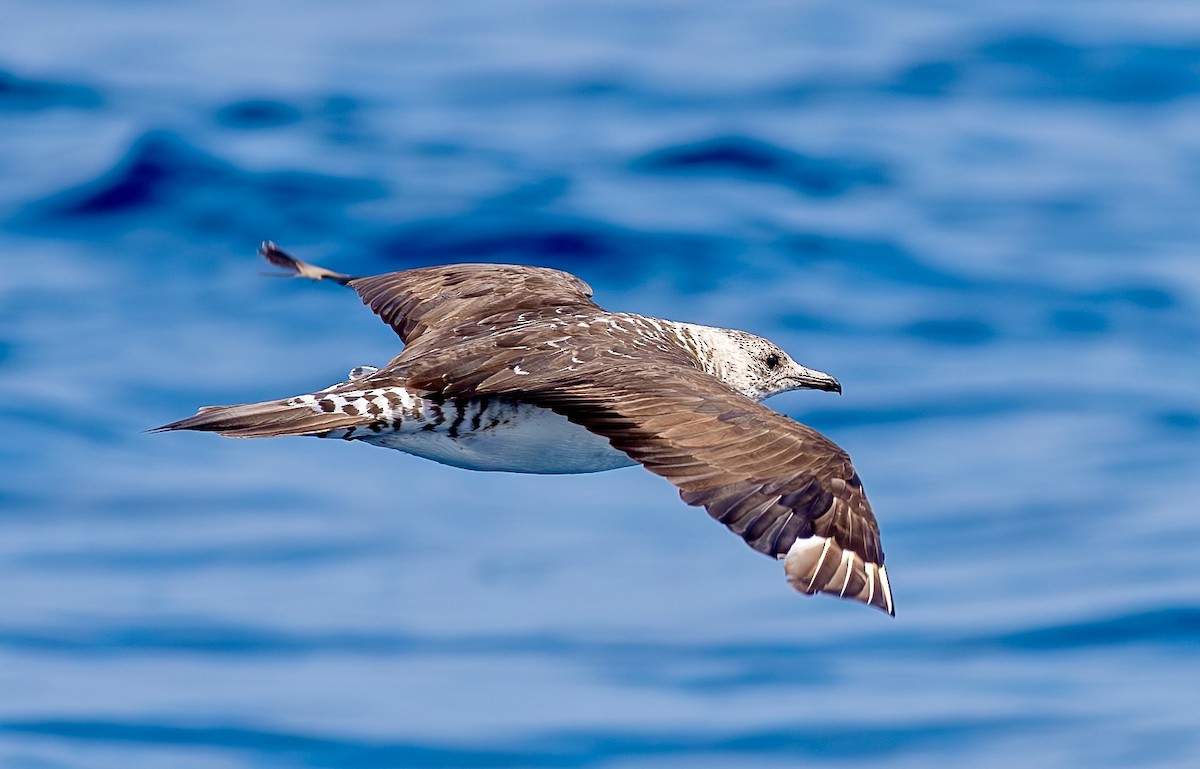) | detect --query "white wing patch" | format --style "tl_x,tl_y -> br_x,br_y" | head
783,534 -> 894,615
